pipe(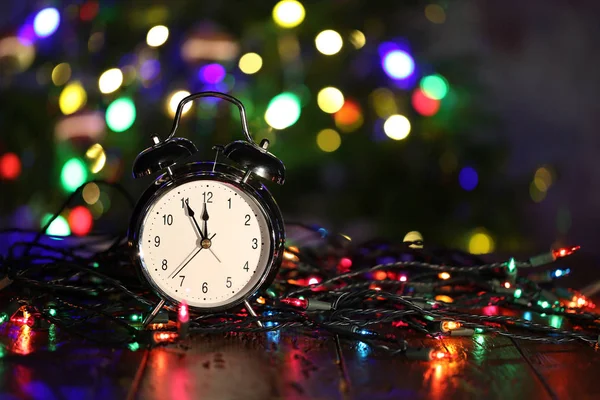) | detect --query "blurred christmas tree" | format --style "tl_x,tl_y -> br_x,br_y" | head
0,0 -> 526,253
